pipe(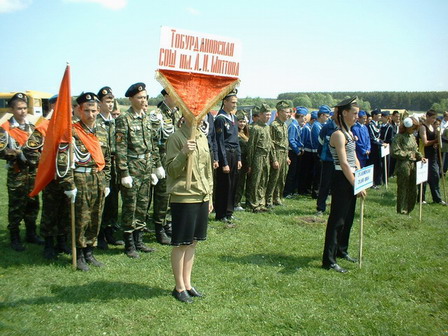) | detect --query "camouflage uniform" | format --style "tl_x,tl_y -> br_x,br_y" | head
266,117 -> 289,206
115,106 -> 160,255
391,132 -> 423,214
246,120 -> 273,211
234,130 -> 249,207
96,113 -> 121,236
147,102 -> 178,242
58,121 -> 110,248
0,118 -> 41,248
